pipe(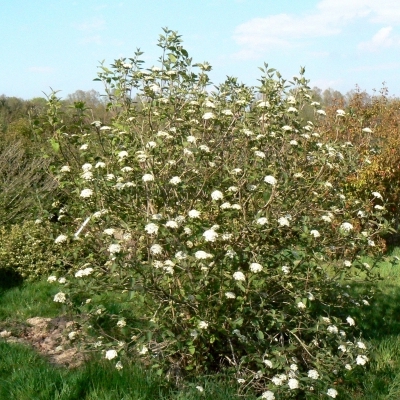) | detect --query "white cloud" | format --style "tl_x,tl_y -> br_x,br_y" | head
232,0 -> 400,59
358,26 -> 400,52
